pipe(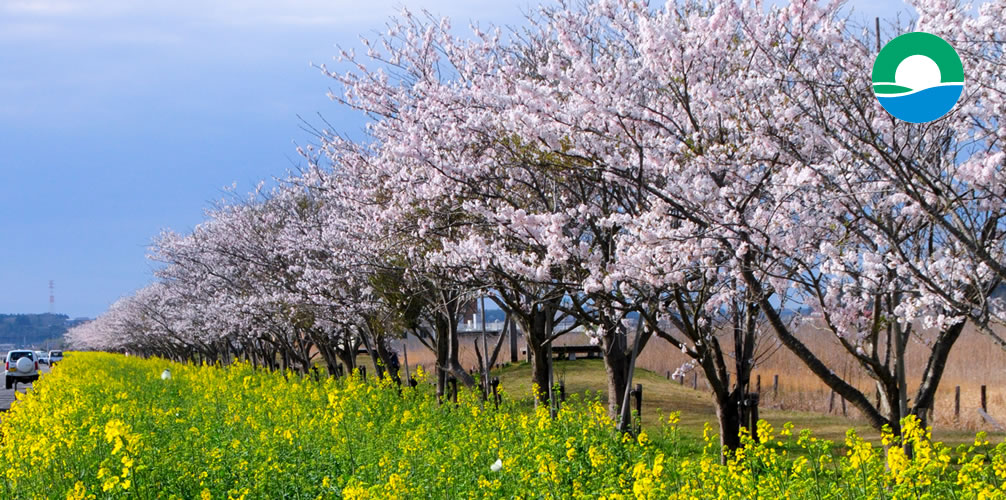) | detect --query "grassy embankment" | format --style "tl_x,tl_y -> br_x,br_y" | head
488,358 -> 1006,447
